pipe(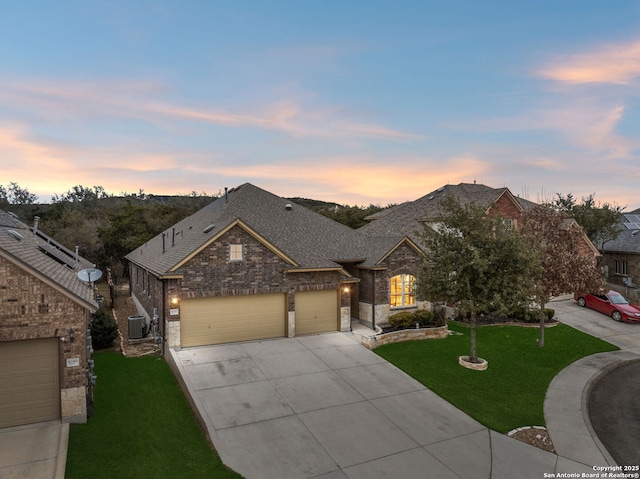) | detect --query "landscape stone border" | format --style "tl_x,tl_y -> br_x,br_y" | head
360,325 -> 448,349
